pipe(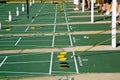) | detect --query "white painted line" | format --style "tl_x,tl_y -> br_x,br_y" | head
53,24 -> 56,33
66,20 -> 70,32
82,59 -> 88,61
52,71 -> 76,74
69,34 -> 73,46
52,4 -> 57,47
63,4 -> 70,32
49,51 -> 53,75
54,4 -> 57,33
31,3 -> 44,24
70,26 -> 72,30
63,3 -> 79,74
5,60 -> 50,64
6,52 -> 50,58
63,3 -> 73,46
73,51 -> 79,74
24,0 -> 42,42
25,26 -> 29,32
31,19 -> 35,23
36,13 -> 39,17
0,71 -> 49,75
73,37 -> 76,43
68,18 -> 70,21
52,35 -> 55,47
78,56 -> 83,66
15,37 -> 22,46
0,56 -> 8,67
36,14 -> 38,17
